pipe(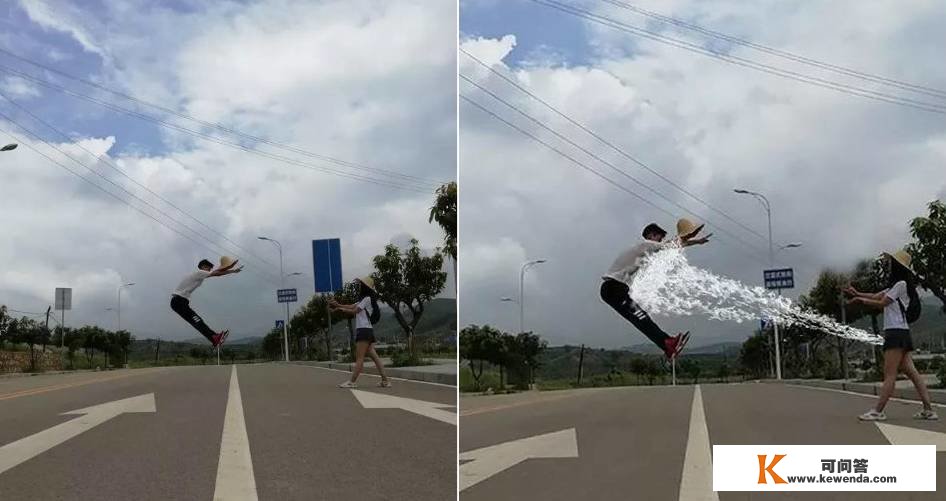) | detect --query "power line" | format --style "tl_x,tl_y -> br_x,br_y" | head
460,48 -> 769,242
0,64 -> 435,193
0,118 -> 283,286
598,0 -> 946,100
0,90 -> 278,271
527,0 -> 946,116
461,74 -> 770,257
460,93 -> 768,265
0,46 -> 446,186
